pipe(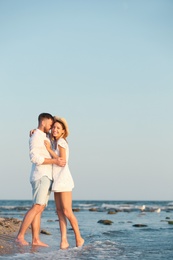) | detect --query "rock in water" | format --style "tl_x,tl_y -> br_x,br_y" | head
107,210 -> 117,214
133,224 -> 148,227
97,220 -> 113,225
40,229 -> 52,235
